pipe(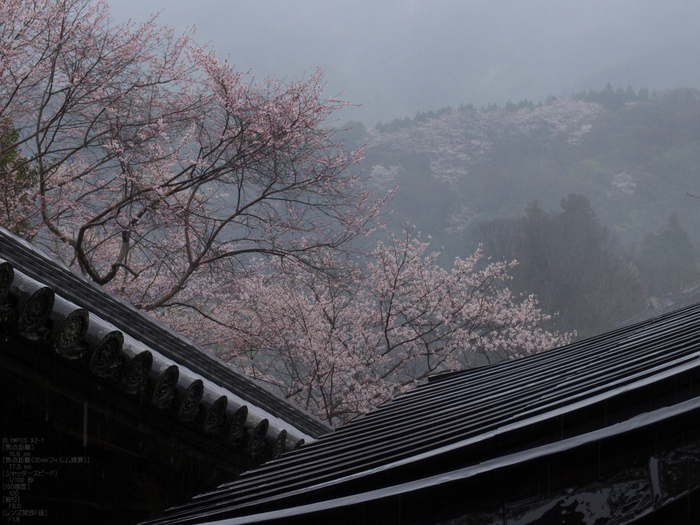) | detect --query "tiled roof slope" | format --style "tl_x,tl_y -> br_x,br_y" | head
0,229 -> 332,442
144,301 -> 700,524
